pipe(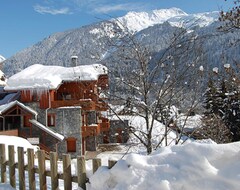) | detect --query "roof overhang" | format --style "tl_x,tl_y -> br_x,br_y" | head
0,100 -> 38,117
29,119 -> 65,141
